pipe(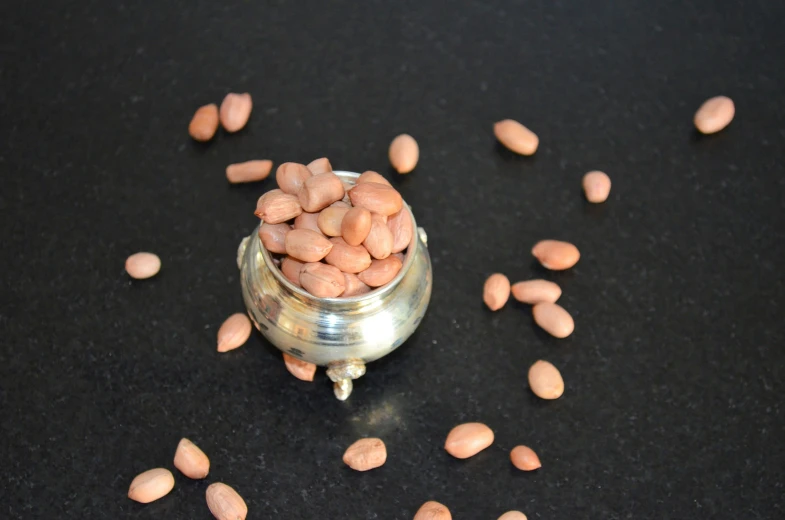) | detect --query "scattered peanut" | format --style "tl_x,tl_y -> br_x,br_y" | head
219,92 -> 252,133
299,172 -> 345,212
217,313 -> 252,352
349,182 -> 403,216
694,95 -> 735,134
174,438 -> 210,479
285,229 -> 334,262
528,360 -> 564,399
483,273 -> 511,311
531,239 -> 580,270
511,280 -> 561,304
387,207 -> 413,253
358,256 -> 403,287
127,468 -> 175,503
582,170 -> 611,203
300,262 -> 346,298
341,207 -> 373,246
276,162 -> 313,195
532,302 -> 574,338
325,237 -> 372,273
510,445 -> 541,471
258,222 -> 291,254
317,206 -> 350,237
254,189 -> 303,224
389,134 -> 419,173
188,104 -> 219,142
307,157 -> 333,174
494,119 -> 539,155
226,160 -> 273,183
444,422 -> 494,459
342,438 -> 388,471
206,482 -> 247,520
125,252 -> 161,280
414,501 -> 452,520
283,352 -> 317,381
